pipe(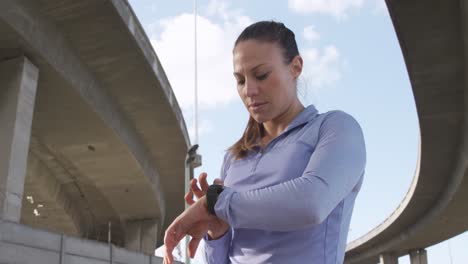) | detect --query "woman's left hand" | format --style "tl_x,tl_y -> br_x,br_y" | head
163,196 -> 215,264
